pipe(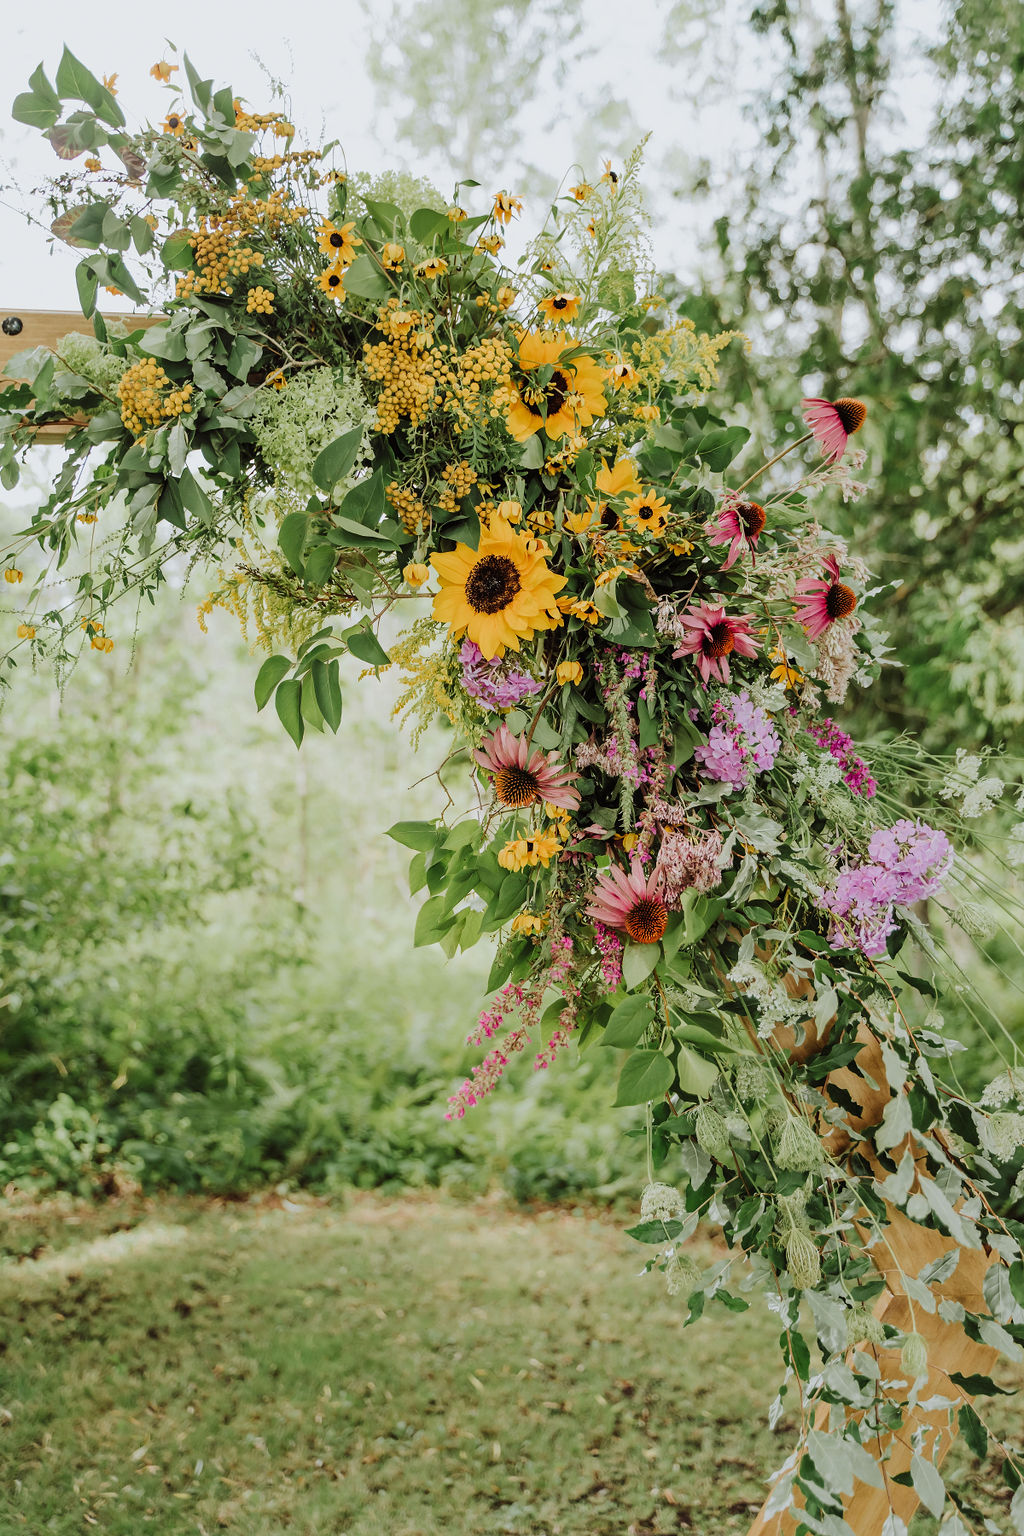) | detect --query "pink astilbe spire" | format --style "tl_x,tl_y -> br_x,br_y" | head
801,397 -> 867,464
587,861 -> 669,945
672,602 -> 759,685
793,553 -> 858,640
706,498 -> 766,570
473,722 -> 580,811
